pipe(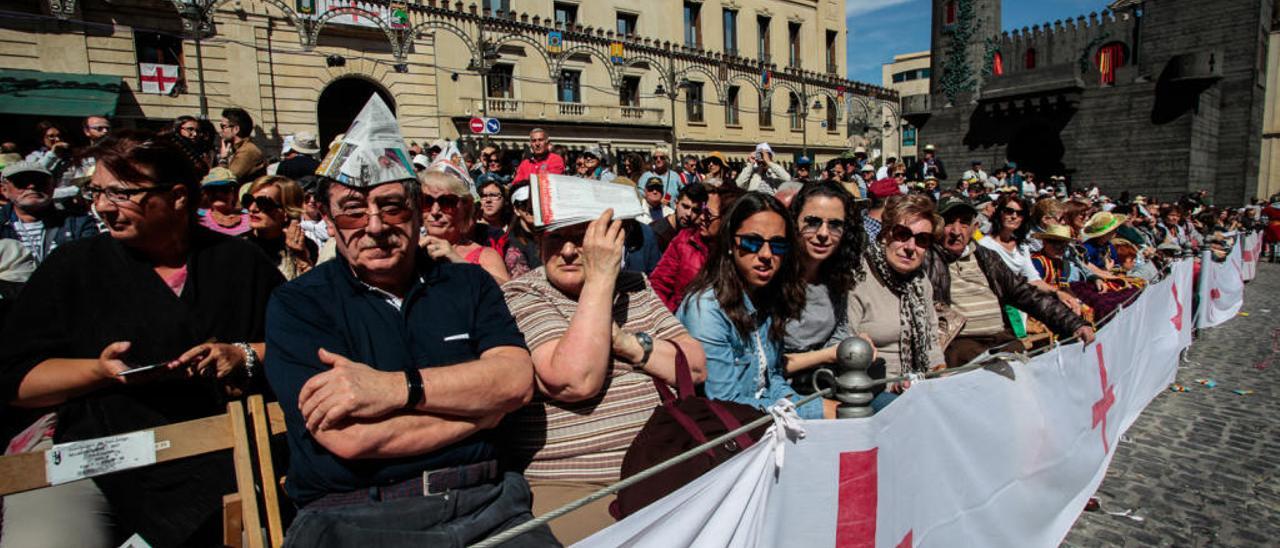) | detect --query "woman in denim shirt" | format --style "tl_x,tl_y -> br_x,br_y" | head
677,193 -> 824,419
